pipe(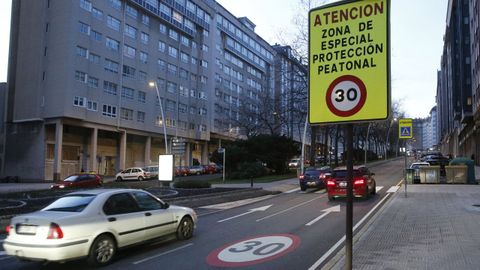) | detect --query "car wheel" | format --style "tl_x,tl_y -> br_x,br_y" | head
300,185 -> 307,191
116,177 -> 122,182
371,183 -> 376,195
328,195 -> 335,201
176,217 -> 194,240
363,187 -> 370,200
87,234 -> 116,266
138,176 -> 144,181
